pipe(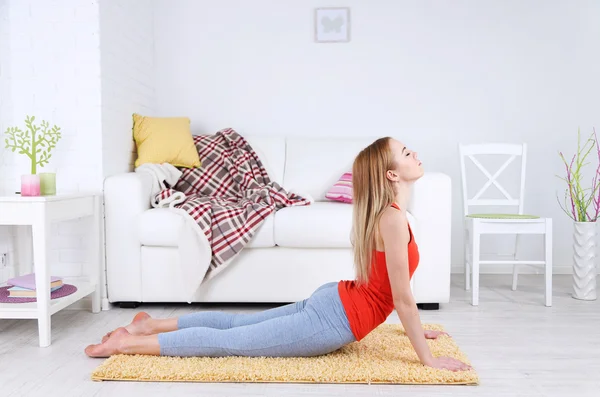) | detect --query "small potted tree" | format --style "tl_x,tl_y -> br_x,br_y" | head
4,115 -> 62,196
557,127 -> 599,300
